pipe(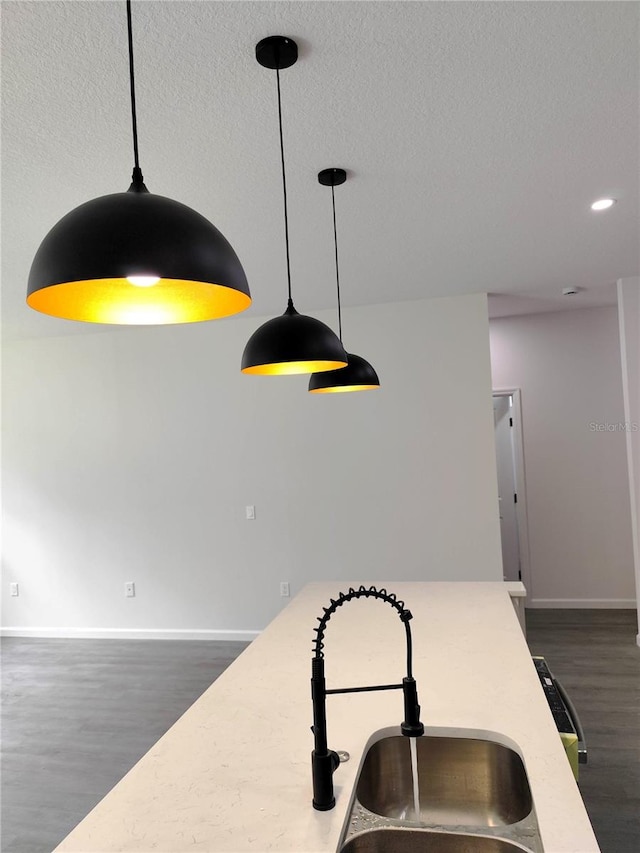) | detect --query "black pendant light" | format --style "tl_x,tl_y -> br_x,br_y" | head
309,169 -> 380,393
241,37 -> 347,375
27,0 -> 250,325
